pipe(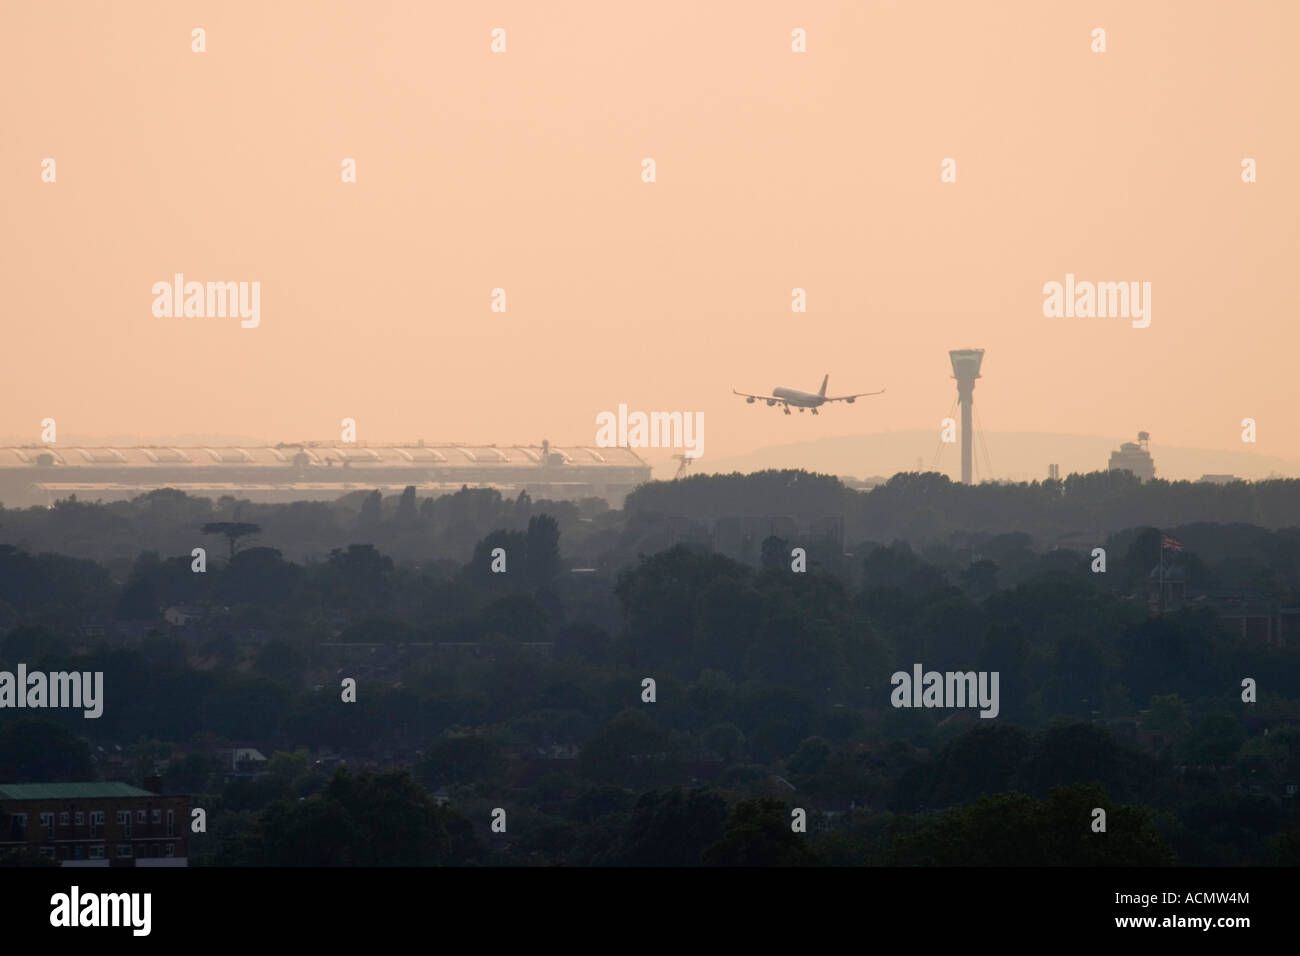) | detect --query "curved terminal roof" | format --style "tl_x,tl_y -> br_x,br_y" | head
0,444 -> 649,469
